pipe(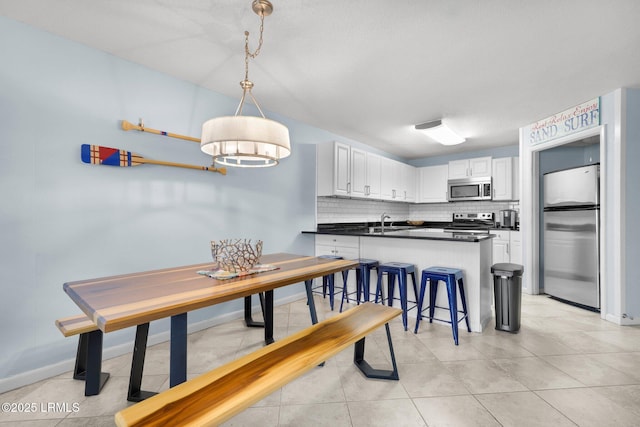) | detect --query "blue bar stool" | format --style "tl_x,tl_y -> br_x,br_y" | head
374,262 -> 418,331
414,267 -> 471,345
339,259 -> 379,312
311,255 -> 347,311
